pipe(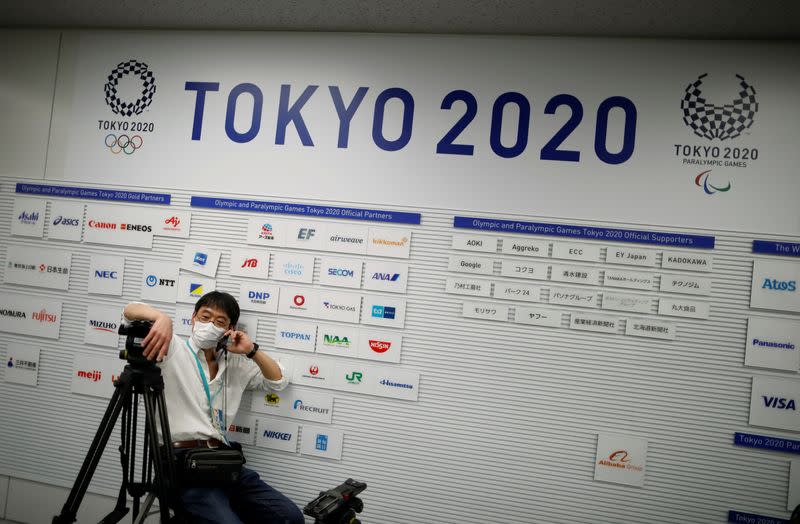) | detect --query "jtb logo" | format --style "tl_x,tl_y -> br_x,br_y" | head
763,396 -> 796,410
762,279 -> 797,292
241,258 -> 258,268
